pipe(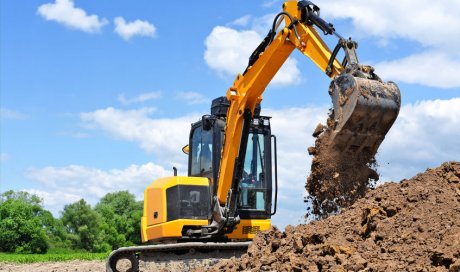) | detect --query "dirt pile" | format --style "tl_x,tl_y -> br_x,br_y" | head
211,162 -> 460,271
